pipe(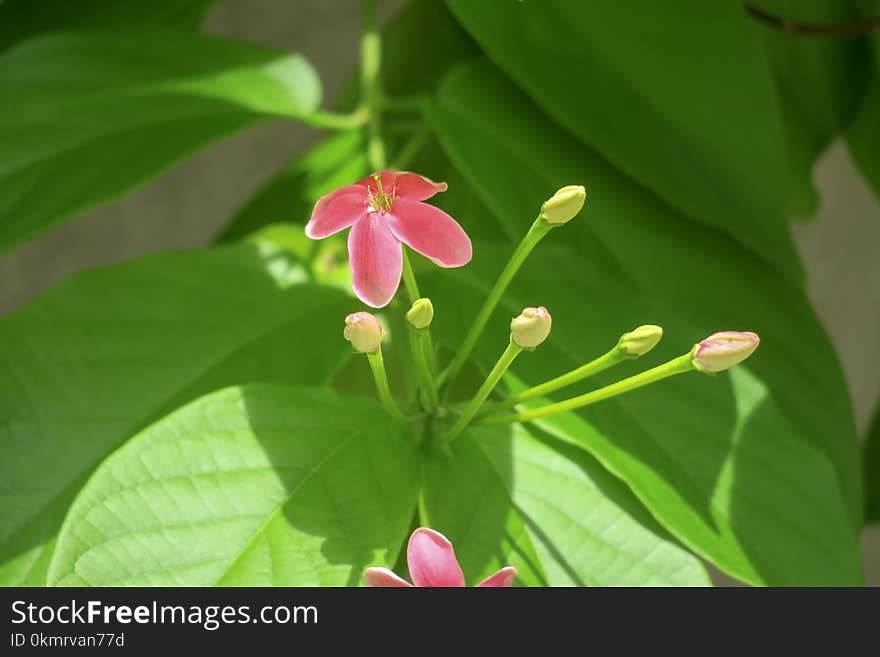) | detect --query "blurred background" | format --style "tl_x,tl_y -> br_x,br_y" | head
1,0 -> 878,584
